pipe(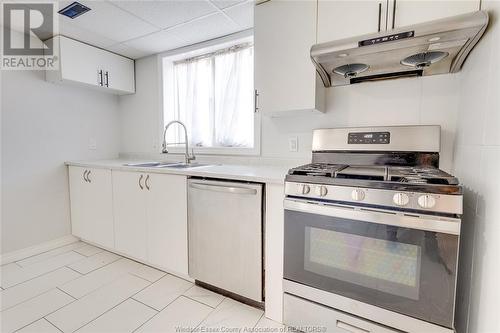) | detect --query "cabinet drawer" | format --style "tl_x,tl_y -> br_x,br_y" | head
284,294 -> 401,333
